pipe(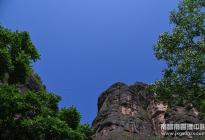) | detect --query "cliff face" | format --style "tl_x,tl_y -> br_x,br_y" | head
92,82 -> 205,140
